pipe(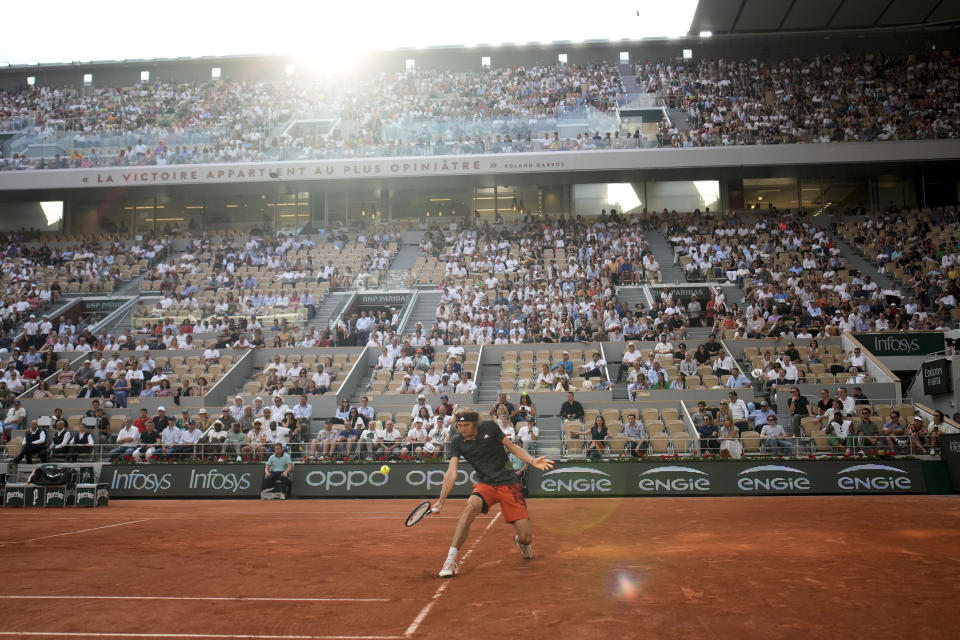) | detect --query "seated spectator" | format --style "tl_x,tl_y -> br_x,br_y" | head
1,398 -> 26,443
159,420 -> 183,460
697,414 -> 720,454
378,420 -> 403,459
718,415 -> 742,458
49,420 -> 73,461
623,413 -> 649,457
825,413 -> 853,454
263,443 -> 292,498
243,419 -> 269,461
586,415 -> 609,460
109,418 -> 140,461
402,418 -> 430,459
10,420 -> 48,465
907,416 -> 930,455
533,364 -> 556,391
760,415 -> 794,456
748,400 -> 777,432
854,408 -> 882,452
309,420 -> 339,461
